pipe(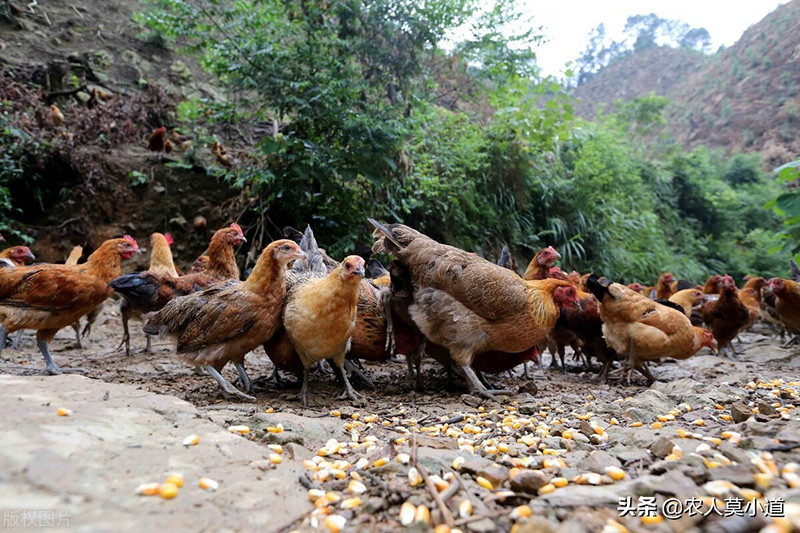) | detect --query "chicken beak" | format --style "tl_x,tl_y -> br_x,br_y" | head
295,251 -> 307,261
354,266 -> 365,278
239,236 -> 247,244
24,251 -> 35,262
710,343 -> 719,355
